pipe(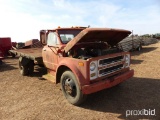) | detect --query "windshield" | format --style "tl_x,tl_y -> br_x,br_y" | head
58,29 -> 83,44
